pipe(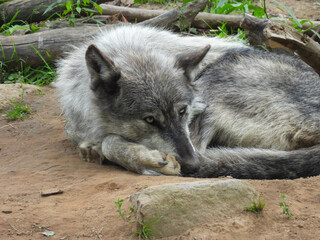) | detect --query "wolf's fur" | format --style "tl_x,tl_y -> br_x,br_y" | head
56,25 -> 320,179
